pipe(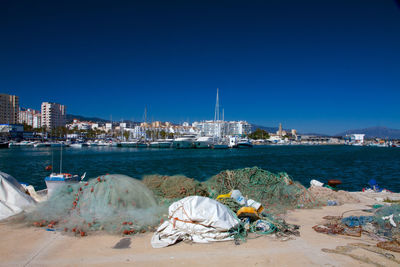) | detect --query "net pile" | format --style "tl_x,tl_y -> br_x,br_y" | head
25,174 -> 165,236
142,174 -> 209,201
308,186 -> 360,205
205,167 -> 321,214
